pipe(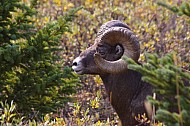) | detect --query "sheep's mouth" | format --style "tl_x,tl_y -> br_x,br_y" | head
75,70 -> 82,73
73,68 -> 84,74
74,69 -> 80,72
